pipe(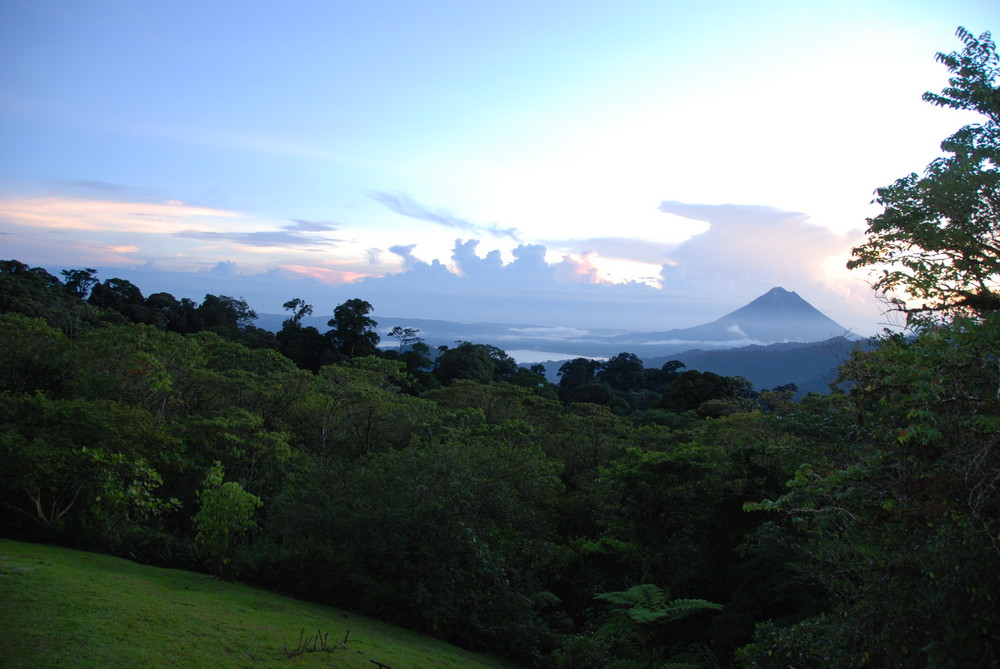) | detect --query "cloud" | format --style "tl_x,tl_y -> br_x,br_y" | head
286,218 -> 338,232
119,121 -> 356,163
176,216 -> 343,248
372,191 -> 521,241
553,236 -> 680,265
492,325 -> 615,343
175,227 -> 343,248
207,261 -> 238,275
337,200 -> 882,331
329,237 -> 682,328
55,180 -> 138,196
0,196 -> 239,233
281,264 -> 372,284
657,200 -> 864,289
11,193 -> 884,334
654,200 -> 879,328
506,326 -> 593,337
388,244 -> 420,269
